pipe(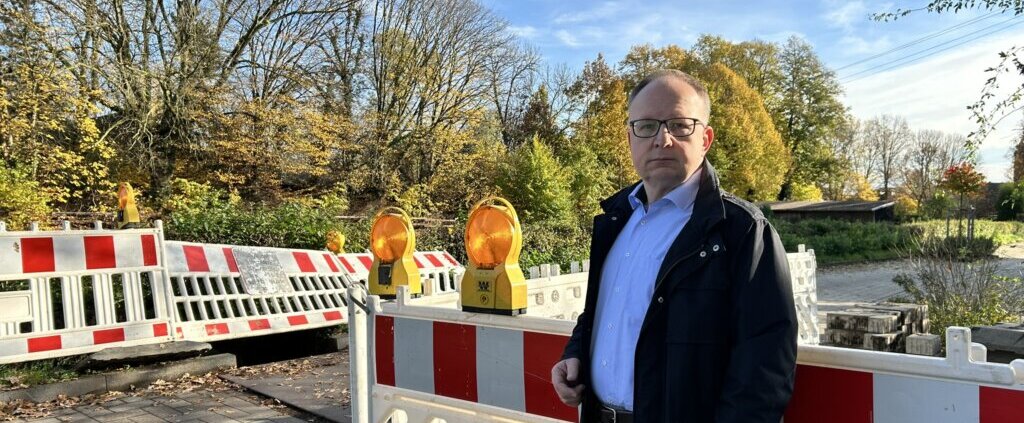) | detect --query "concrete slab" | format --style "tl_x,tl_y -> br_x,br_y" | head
222,364 -> 351,423
78,341 -> 212,371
